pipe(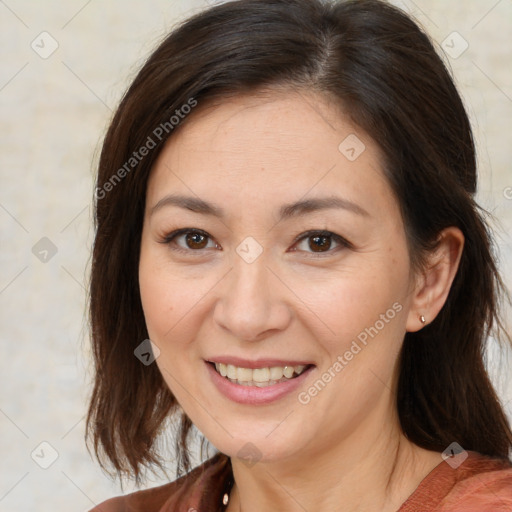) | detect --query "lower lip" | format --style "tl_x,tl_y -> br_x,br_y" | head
205,361 -> 314,405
